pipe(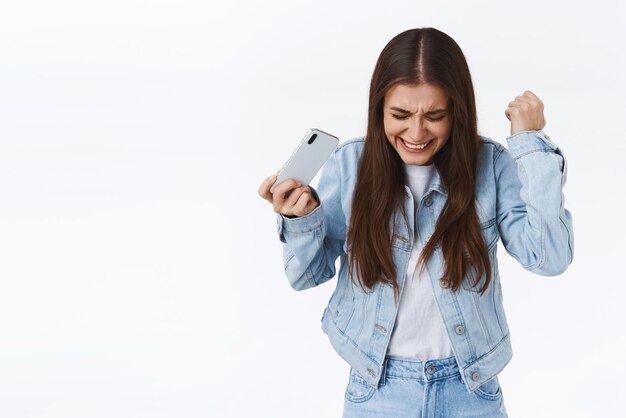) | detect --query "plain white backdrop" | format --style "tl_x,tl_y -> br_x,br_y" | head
1,0 -> 625,417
